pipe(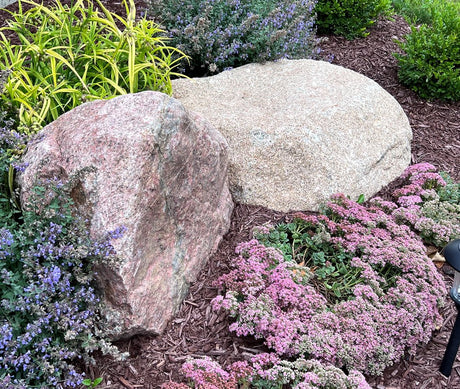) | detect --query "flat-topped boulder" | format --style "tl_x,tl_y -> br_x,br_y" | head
172,59 -> 412,211
18,91 -> 233,337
